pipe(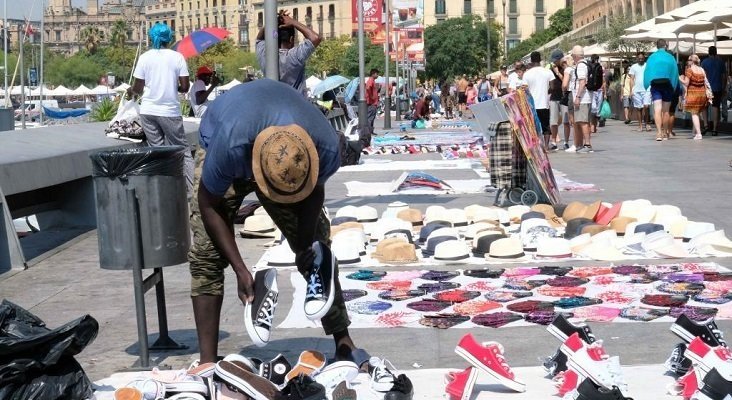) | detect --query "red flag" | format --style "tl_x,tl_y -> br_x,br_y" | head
24,19 -> 34,39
